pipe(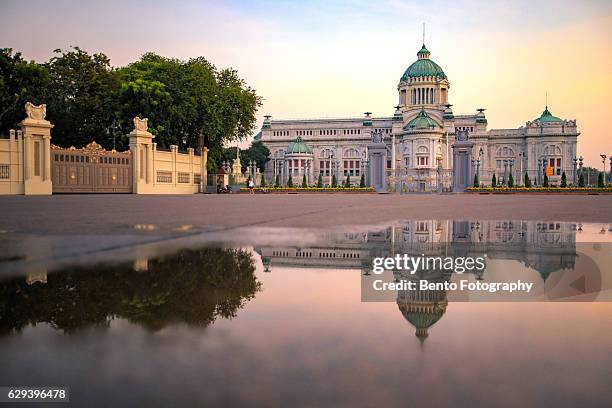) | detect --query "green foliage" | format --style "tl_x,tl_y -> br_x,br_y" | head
260,173 -> 266,187
561,171 -> 567,187
331,174 -> 338,187
473,174 -> 479,187
578,172 -> 585,187
543,173 -> 549,187
301,174 -> 307,188
491,173 -> 497,187
344,175 -> 350,187
240,141 -> 270,174
508,173 -> 514,188
1,47 -> 261,166
287,174 -> 293,188
275,174 -> 280,188
598,172 -> 605,188
524,172 -> 531,188
359,173 -> 366,188
317,173 -> 323,188
0,48 -> 50,135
